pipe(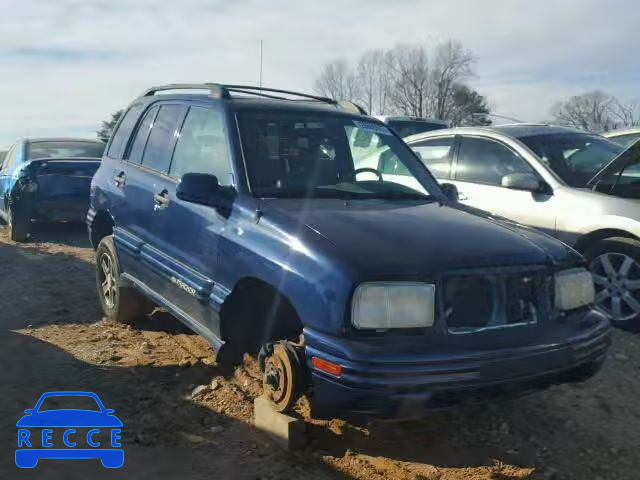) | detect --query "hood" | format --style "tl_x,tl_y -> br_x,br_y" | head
16,410 -> 123,428
261,199 -> 578,277
588,139 -> 640,187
